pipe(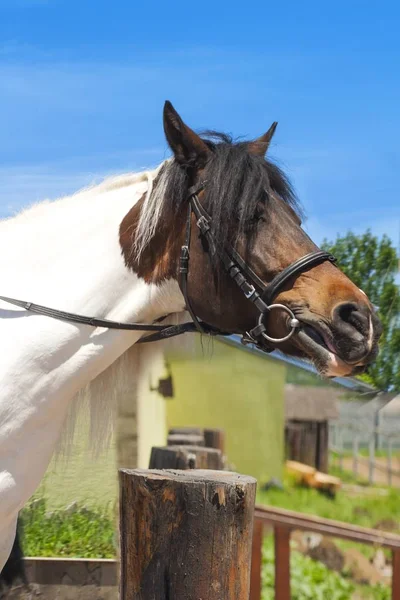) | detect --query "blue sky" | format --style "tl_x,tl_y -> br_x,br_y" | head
1,0 -> 399,247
